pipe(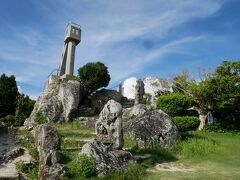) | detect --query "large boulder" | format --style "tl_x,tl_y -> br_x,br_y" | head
95,100 -> 123,150
81,100 -> 133,176
25,75 -> 83,129
126,109 -> 180,148
123,104 -> 148,120
81,139 -> 133,176
34,124 -> 67,180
